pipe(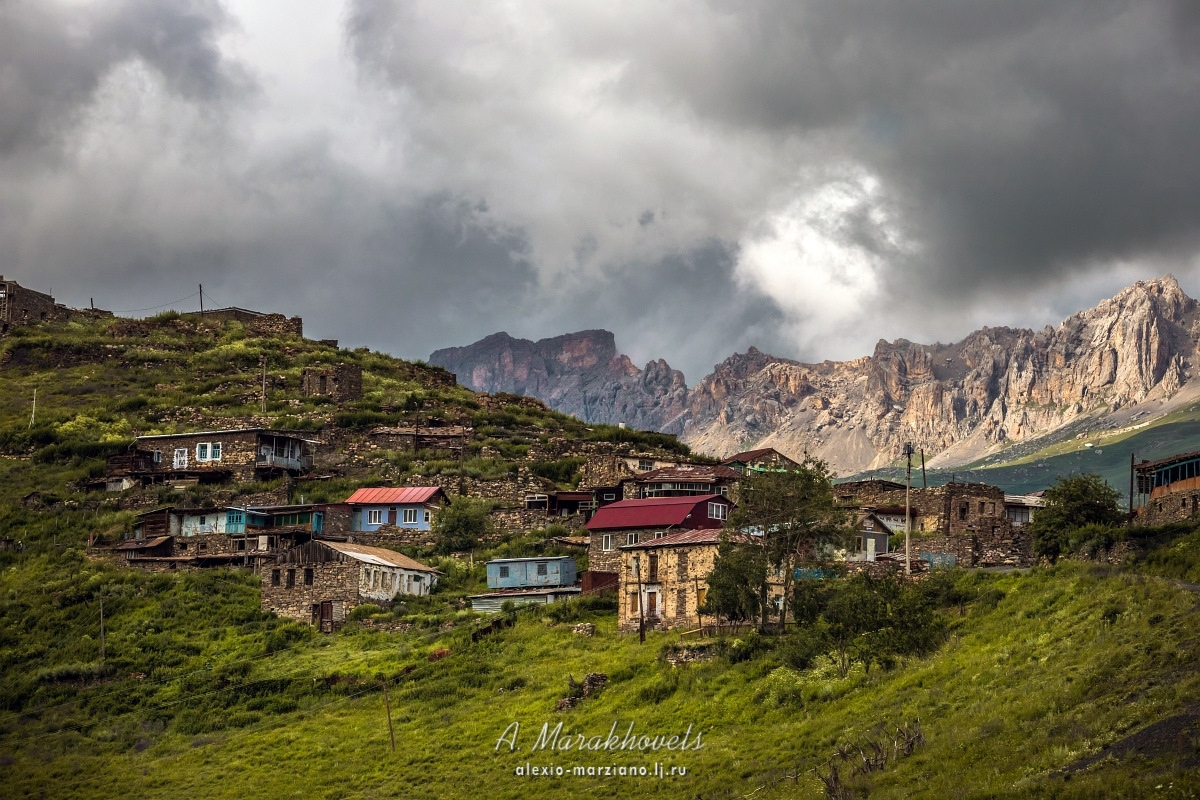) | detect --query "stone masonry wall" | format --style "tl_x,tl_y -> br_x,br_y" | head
618,543 -> 718,633
261,561 -> 359,623
301,364 -> 363,402
1136,487 -> 1200,527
